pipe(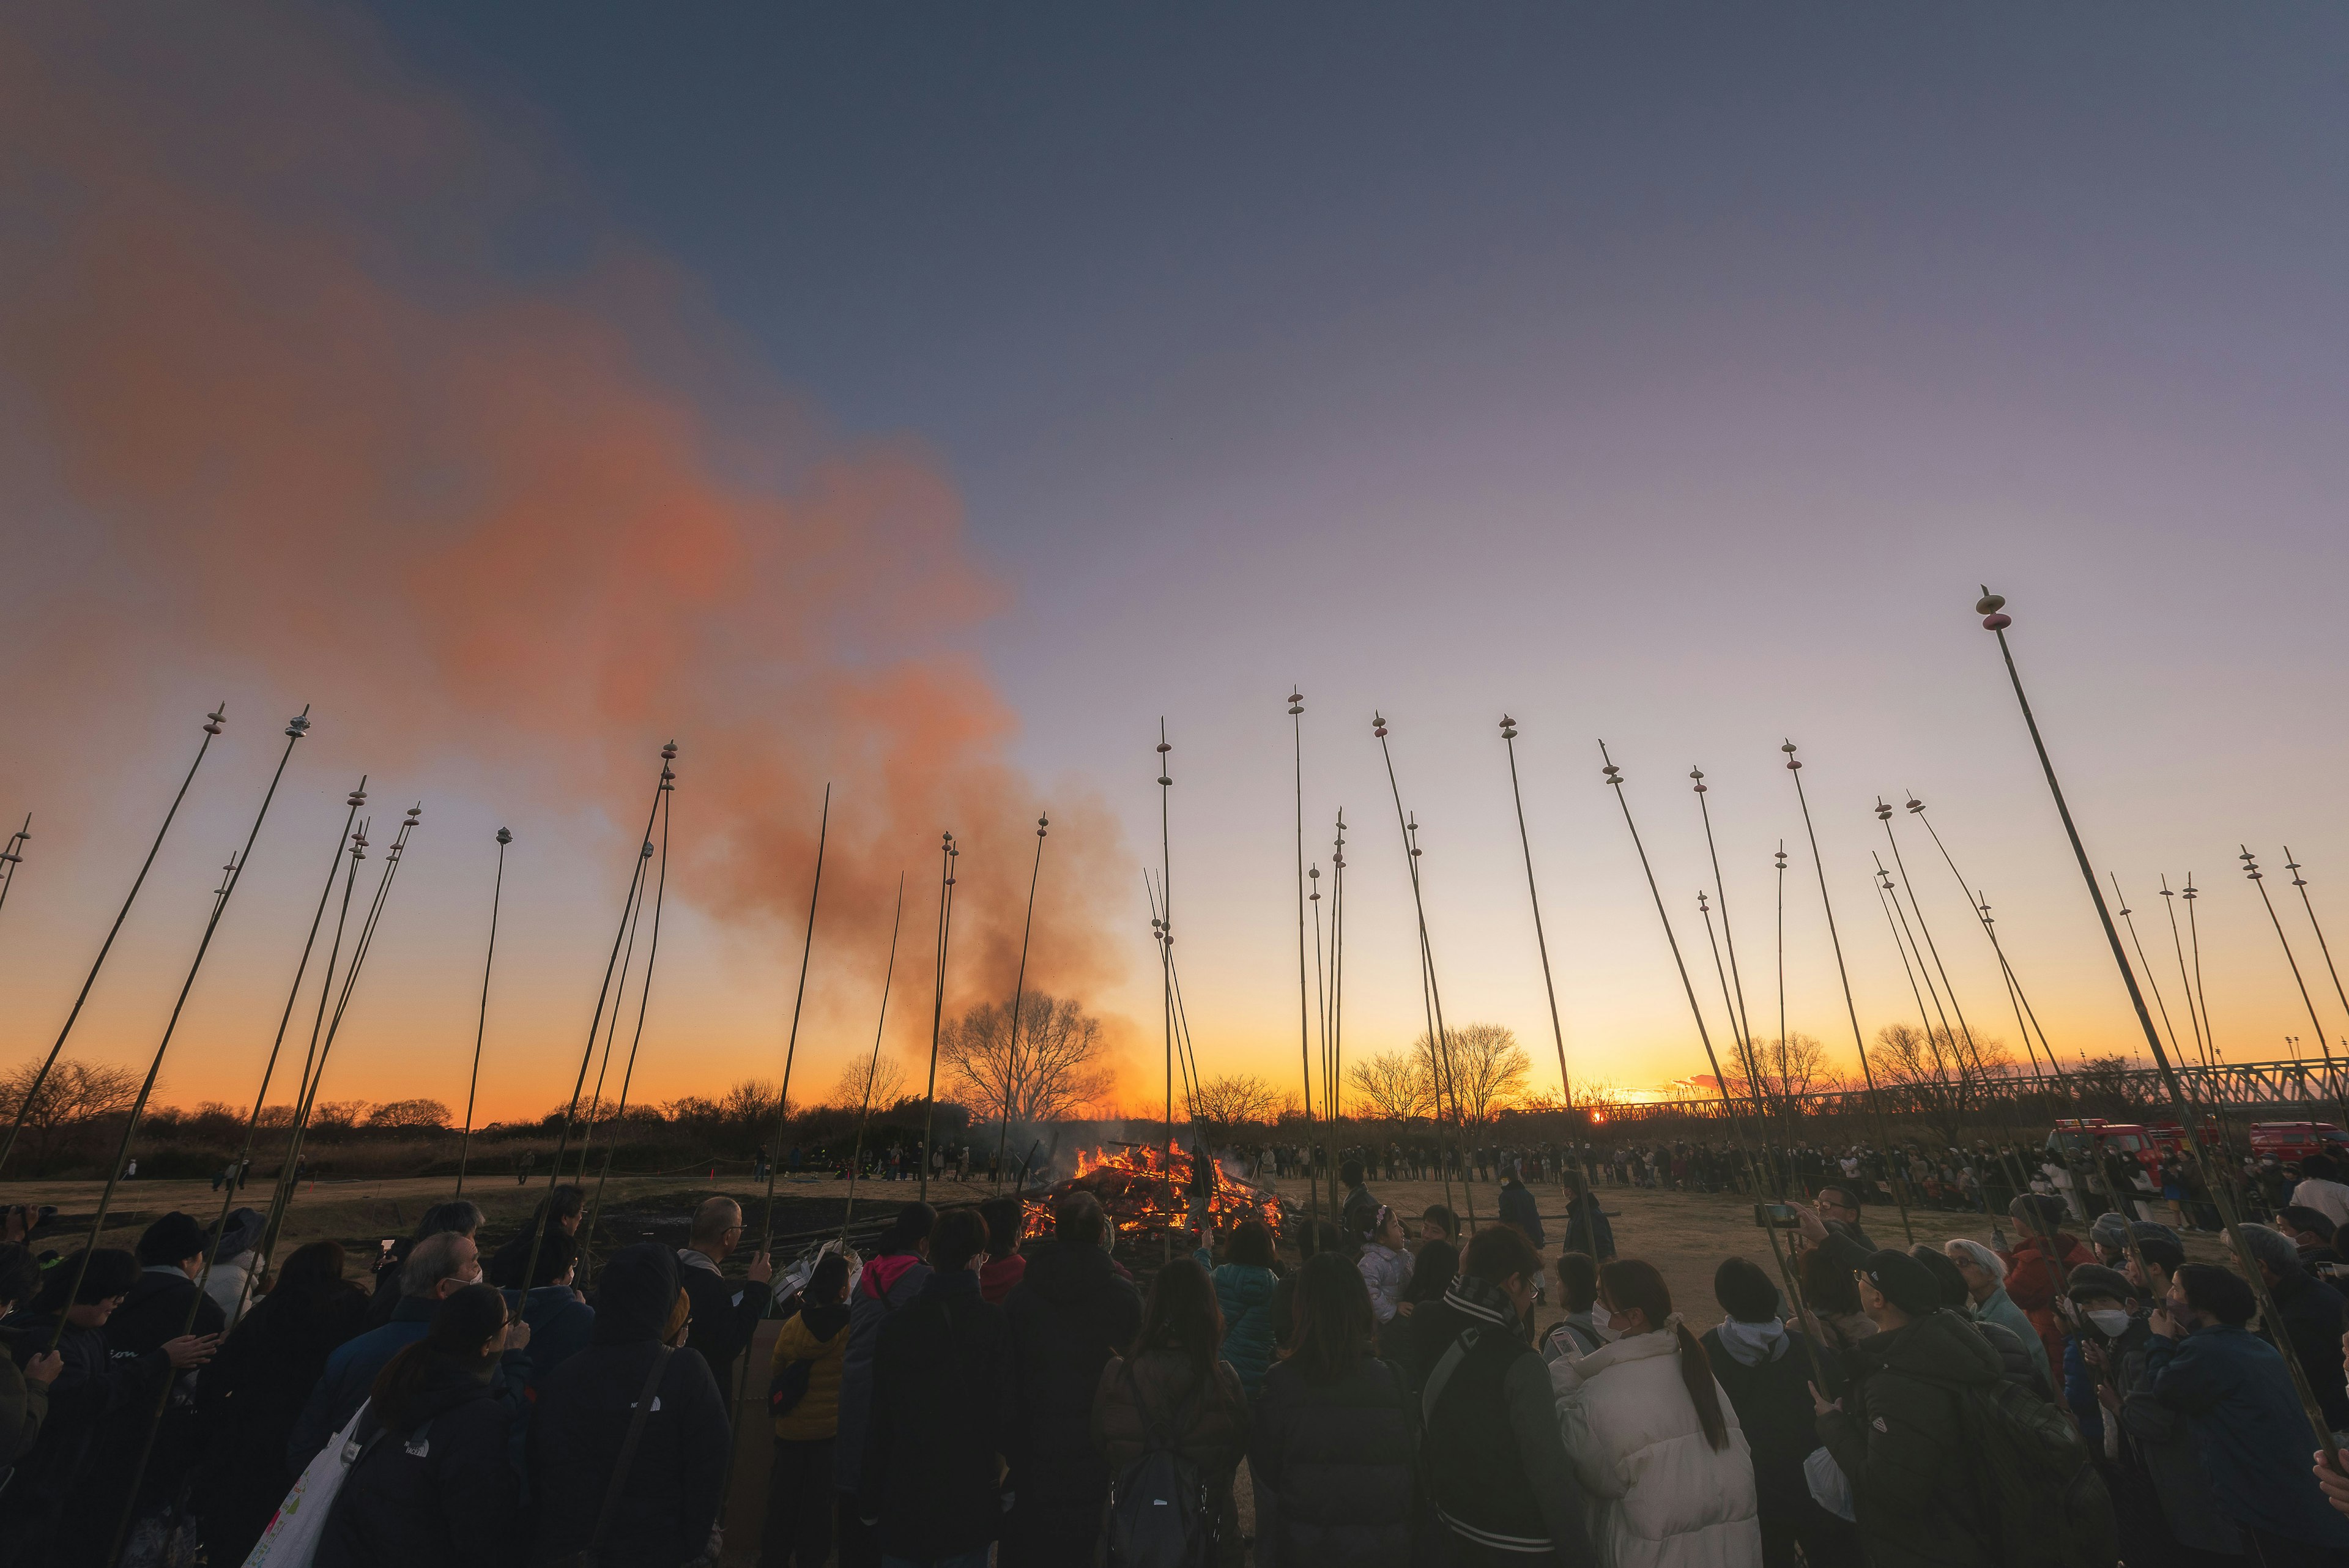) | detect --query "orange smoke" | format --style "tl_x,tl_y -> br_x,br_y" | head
0,6 -> 1131,1101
